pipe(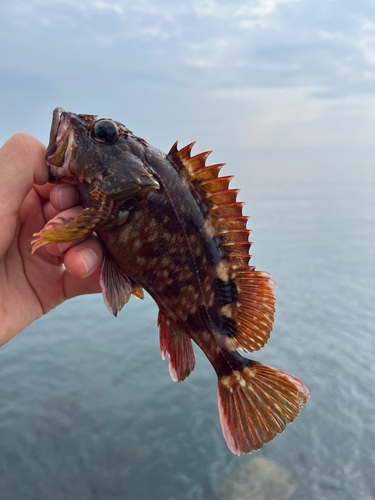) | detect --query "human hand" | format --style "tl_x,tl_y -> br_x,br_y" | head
0,133 -> 104,345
